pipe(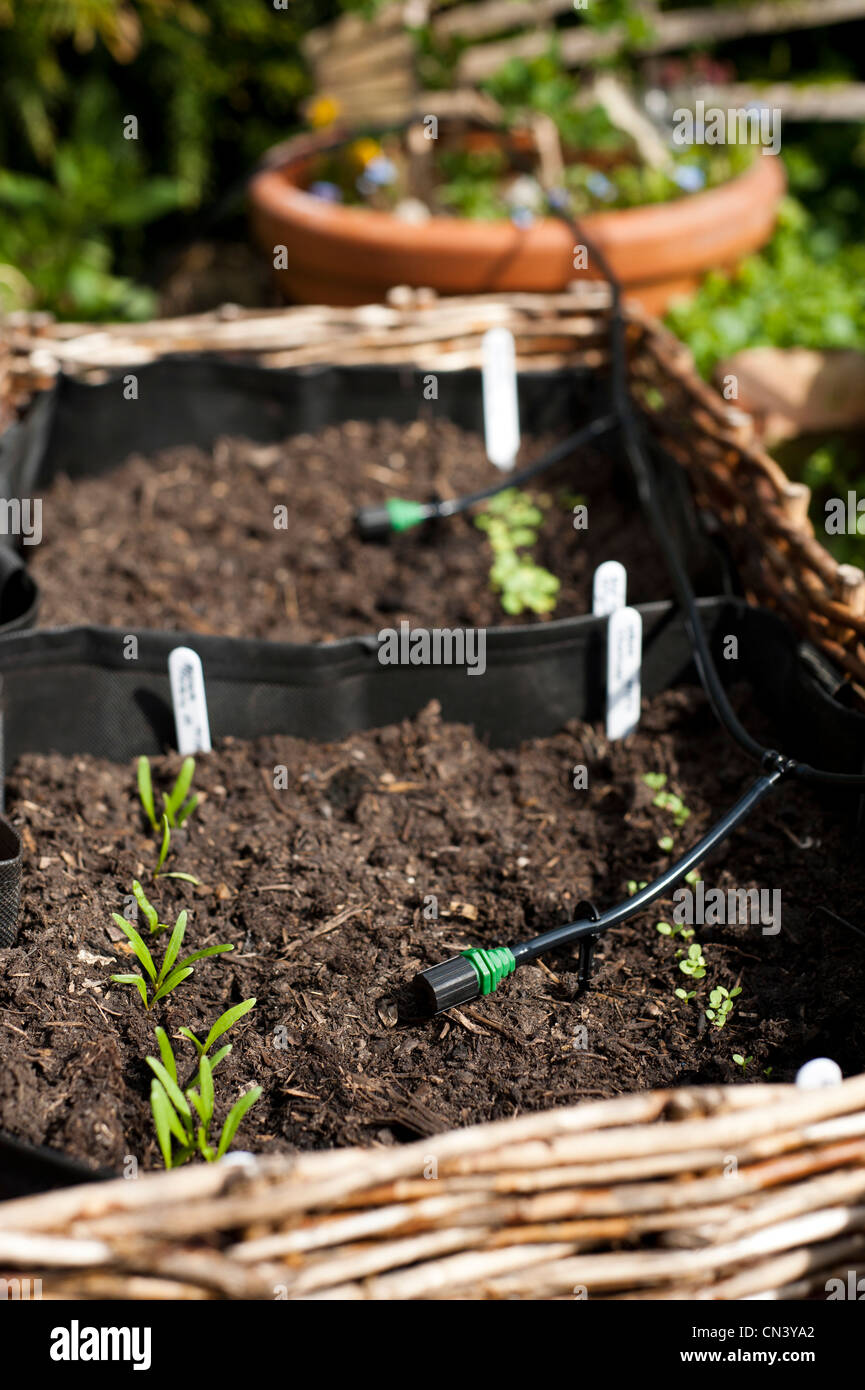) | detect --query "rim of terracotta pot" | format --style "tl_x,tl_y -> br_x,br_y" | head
249,142 -> 786,288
